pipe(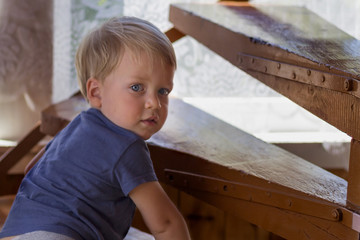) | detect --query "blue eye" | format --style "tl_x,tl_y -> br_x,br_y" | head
159,88 -> 170,96
131,84 -> 143,92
